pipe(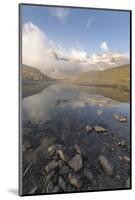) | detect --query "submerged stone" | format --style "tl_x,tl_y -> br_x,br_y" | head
94,125 -> 106,132
68,175 -> 81,188
48,145 -> 56,156
114,114 -> 128,122
98,155 -> 113,176
68,154 -> 83,172
57,149 -> 67,162
58,176 -> 66,191
45,160 -> 59,173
